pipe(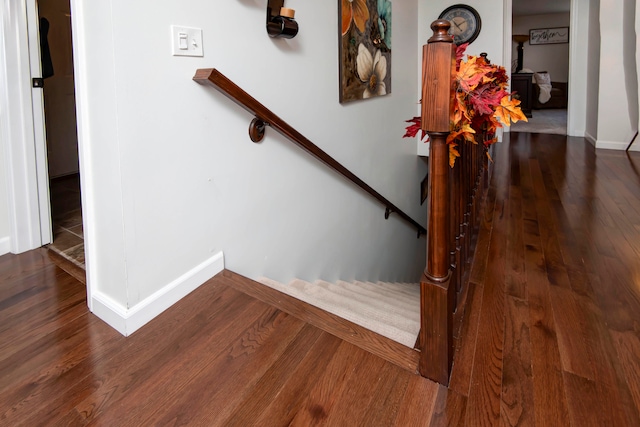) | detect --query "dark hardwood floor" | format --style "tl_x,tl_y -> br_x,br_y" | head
1,132 -> 640,425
